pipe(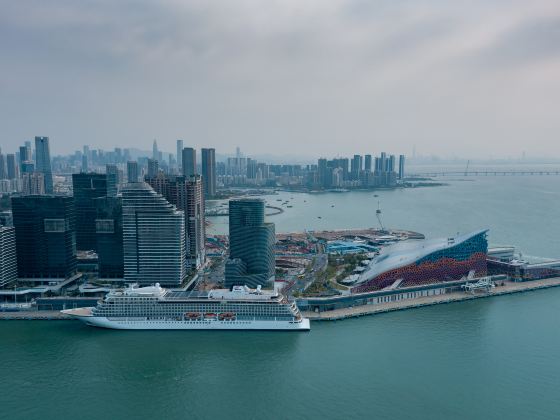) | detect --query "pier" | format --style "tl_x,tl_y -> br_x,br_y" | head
0,311 -> 72,320
302,277 -> 560,321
